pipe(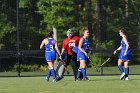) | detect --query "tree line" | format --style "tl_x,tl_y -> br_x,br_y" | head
0,0 -> 140,51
